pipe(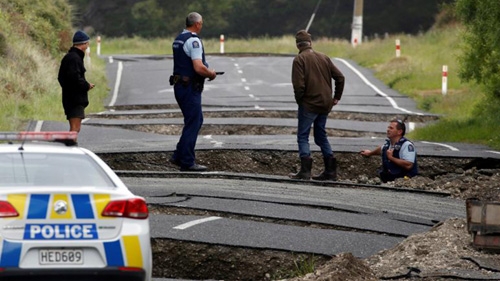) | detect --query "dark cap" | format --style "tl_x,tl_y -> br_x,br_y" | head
73,30 -> 90,44
295,30 -> 311,43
